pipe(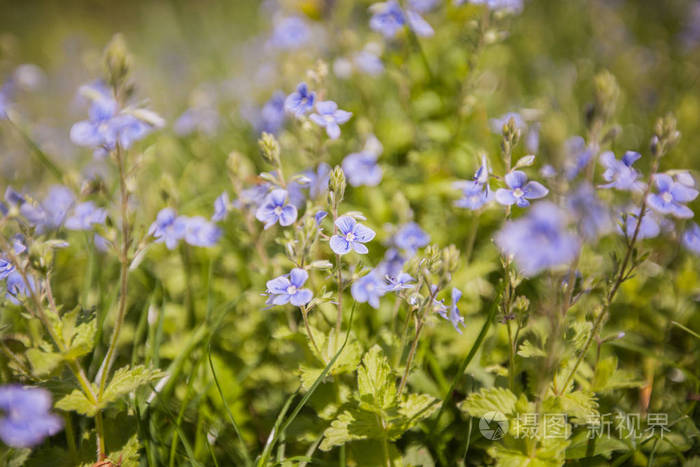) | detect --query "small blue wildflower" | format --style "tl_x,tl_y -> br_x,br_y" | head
10,235 -> 26,255
394,222 -> 430,253
617,206 -> 660,240
369,1 -> 434,38
434,288 -> 465,334
459,0 -> 523,12
646,173 -> 698,219
455,155 -> 492,210
183,216 -> 222,247
351,270 -> 386,309
234,183 -> 271,211
257,91 -> 286,134
265,268 -> 313,306
382,272 -> 415,292
353,50 -> 384,75
564,136 -> 593,180
149,208 -> 187,250
4,187 -> 25,207
64,202 -> 107,231
0,385 -> 62,448
598,151 -> 645,191
212,192 -> 230,222
315,210 -> 328,225
495,202 -> 580,276
0,81 -> 12,119
376,248 -> 406,278
6,271 -> 37,305
310,100 -> 352,139
409,0 -> 439,12
682,222 -> 700,255
342,151 -> 382,187
19,185 -> 75,233
284,82 -> 316,118
540,164 -> 557,178
255,189 -> 298,229
495,170 -> 548,207
330,216 -> 376,255
0,258 -> 13,280
173,107 -> 219,136
566,183 -> 612,240
269,16 -> 311,50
